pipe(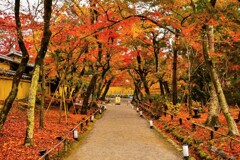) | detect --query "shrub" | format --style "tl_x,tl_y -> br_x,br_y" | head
165,101 -> 181,115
